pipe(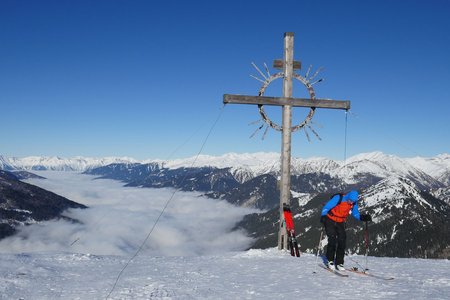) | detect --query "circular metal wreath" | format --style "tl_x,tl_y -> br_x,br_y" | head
258,72 -> 316,132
